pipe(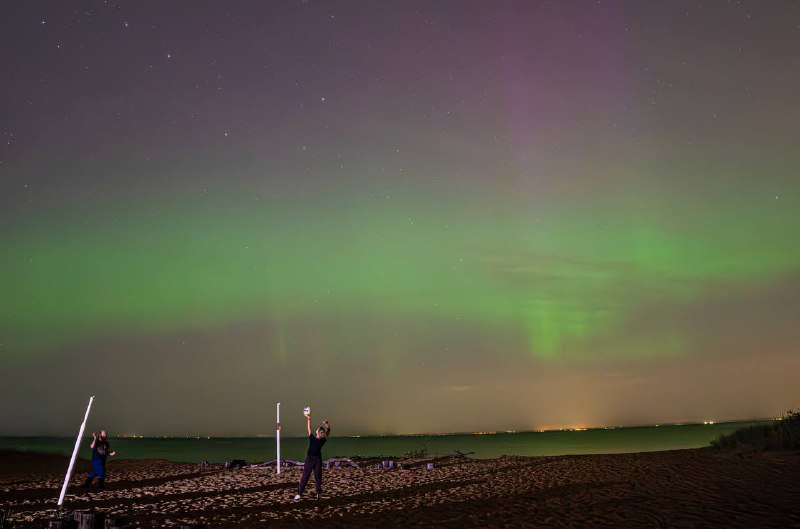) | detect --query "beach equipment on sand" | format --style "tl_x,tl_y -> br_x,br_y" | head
74,510 -> 103,529
223,459 -> 248,469
252,458 -> 305,467
259,457 -> 356,469
326,457 -> 358,468
50,513 -> 126,529
104,516 -> 129,528
276,402 -> 281,474
58,396 -> 94,507
427,463 -> 435,470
